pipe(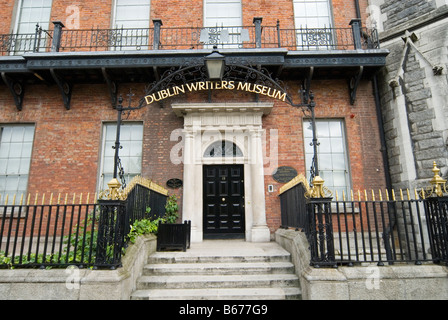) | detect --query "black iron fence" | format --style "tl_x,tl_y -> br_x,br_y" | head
280,182 -> 448,268
0,178 -> 168,269
0,18 -> 379,56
